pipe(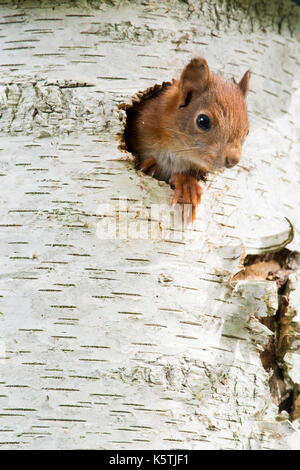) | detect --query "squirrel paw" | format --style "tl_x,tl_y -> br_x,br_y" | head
169,173 -> 202,222
139,158 -> 157,177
